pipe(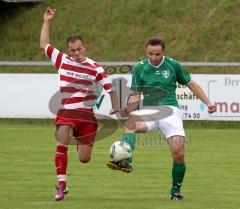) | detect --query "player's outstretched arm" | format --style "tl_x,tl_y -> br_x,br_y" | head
187,80 -> 216,113
40,7 -> 56,49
